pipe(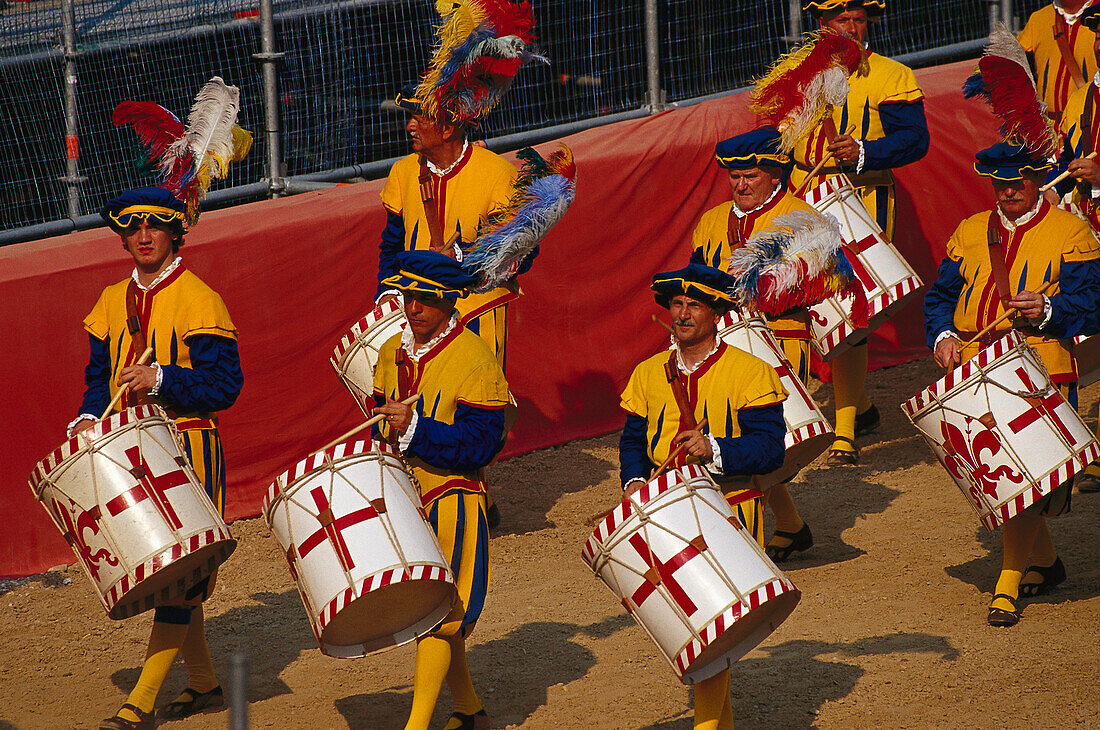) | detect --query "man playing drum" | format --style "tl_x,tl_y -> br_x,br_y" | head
923,142 -> 1100,626
619,262 -> 787,730
1019,0 -> 1099,122
372,250 -> 509,730
69,187 -> 243,729
691,127 -> 819,562
794,0 -> 930,466
1052,4 -> 1100,491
